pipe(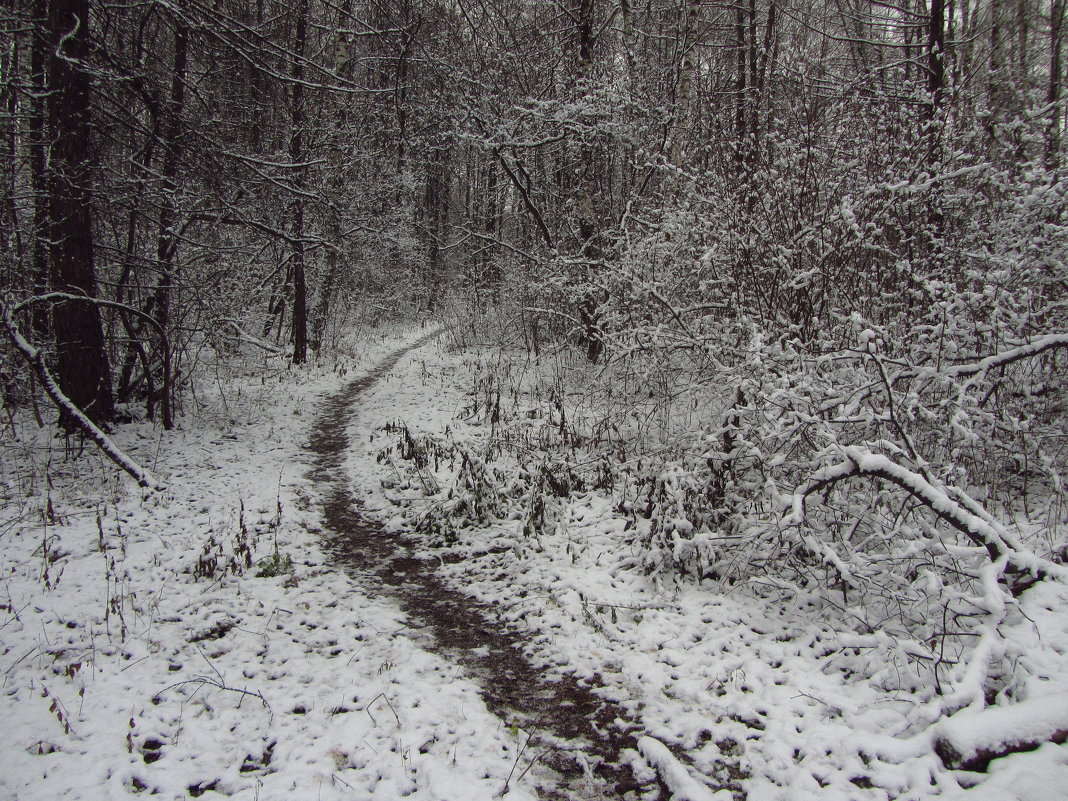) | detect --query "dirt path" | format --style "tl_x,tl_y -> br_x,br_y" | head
307,333 -> 650,801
